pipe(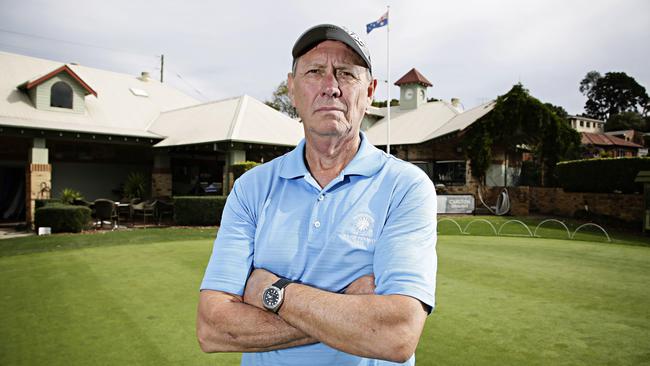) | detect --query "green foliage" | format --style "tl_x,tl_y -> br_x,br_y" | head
580,71 -> 649,120
462,84 -> 581,185
265,81 -> 298,118
231,161 -> 260,180
34,204 -> 91,233
35,199 -> 61,209
544,103 -> 569,120
371,99 -> 400,108
557,157 -> 650,193
59,188 -> 83,205
605,111 -> 648,132
173,196 -> 227,226
123,172 -> 148,199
